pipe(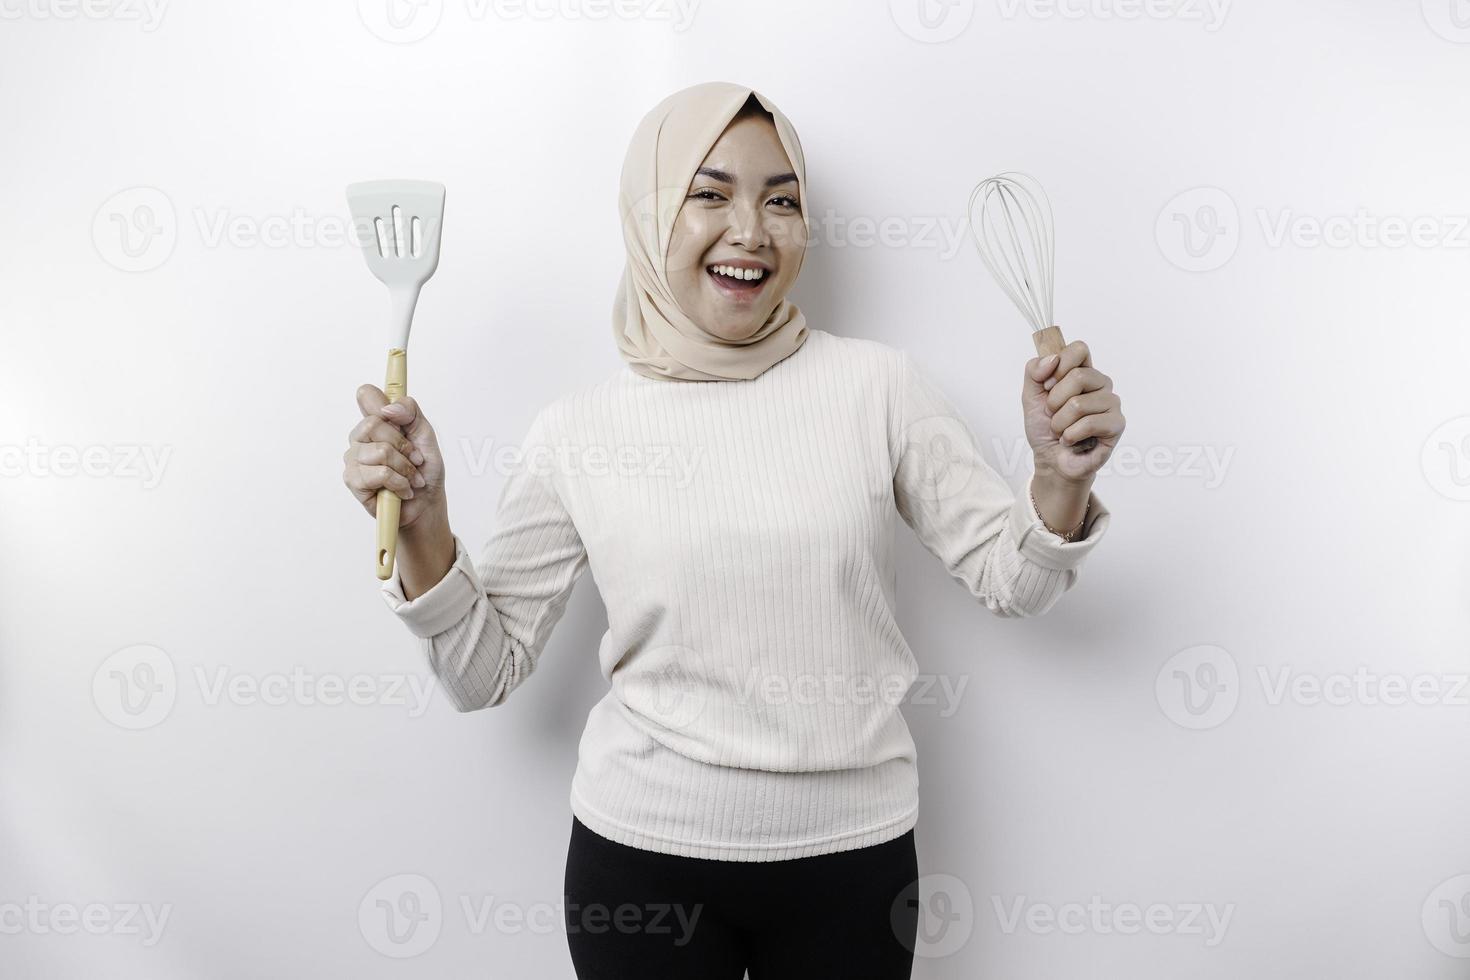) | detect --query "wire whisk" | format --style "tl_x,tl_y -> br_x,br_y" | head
968,172 -> 1055,335
966,171 -> 1097,454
